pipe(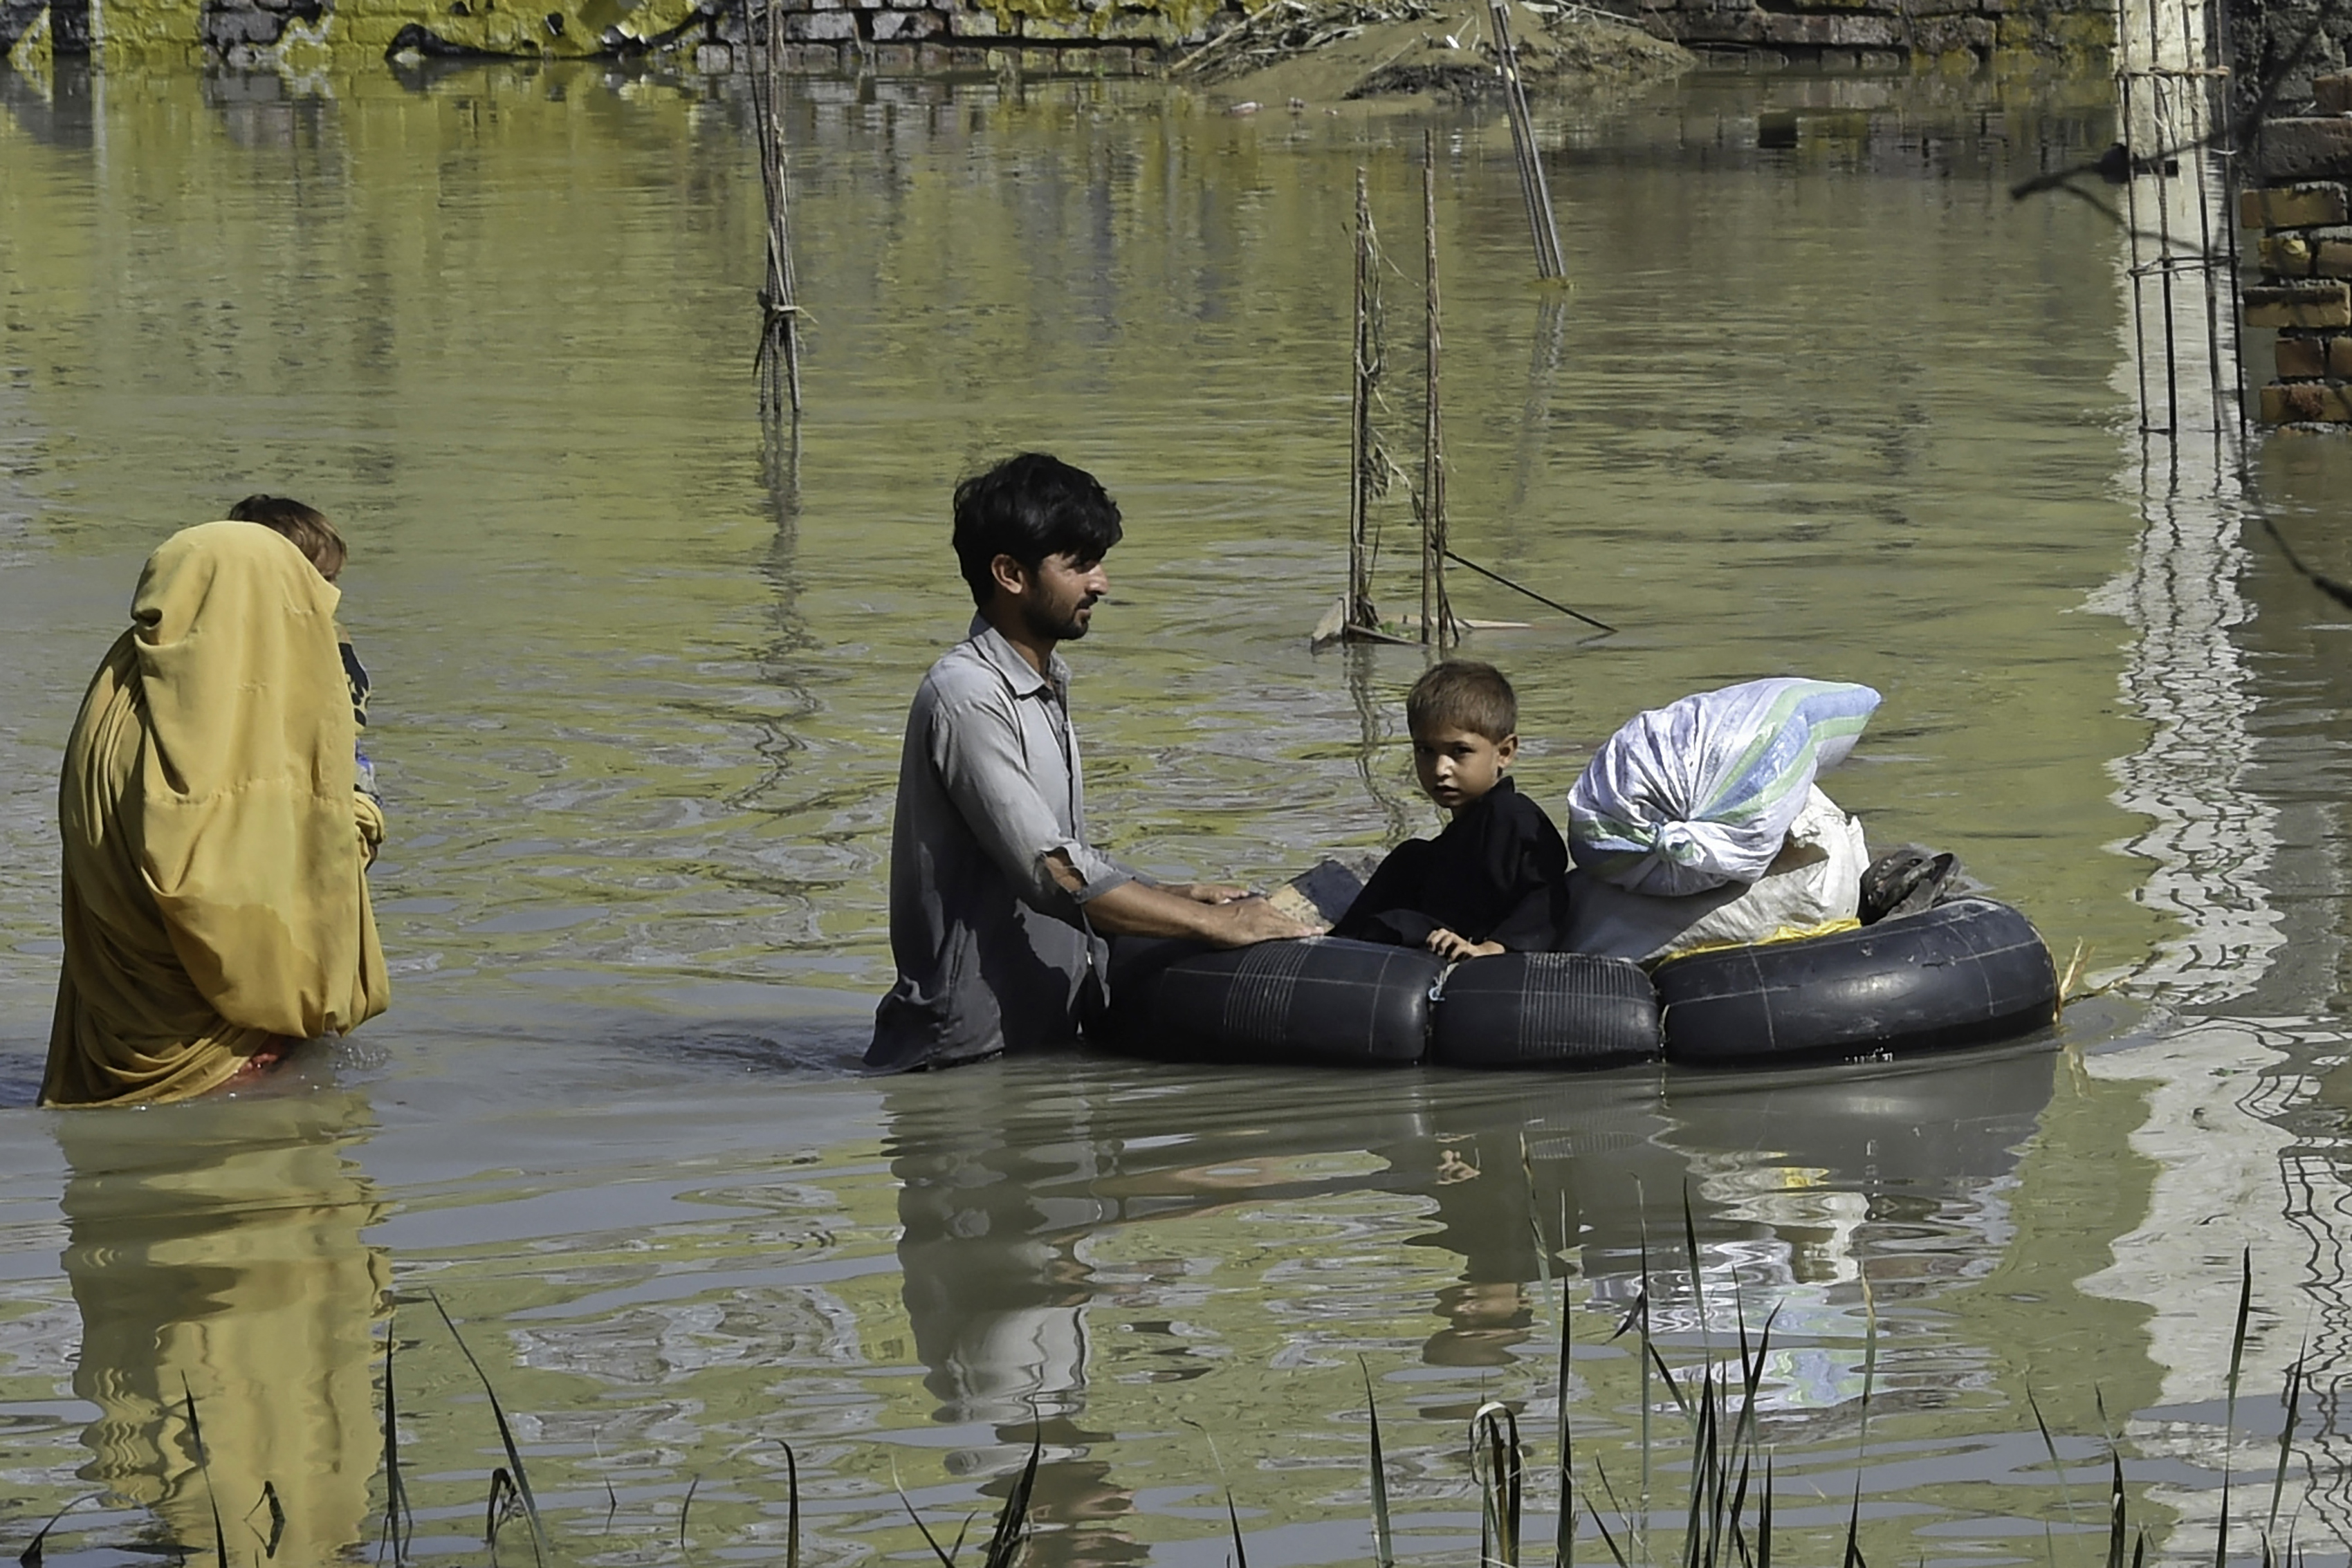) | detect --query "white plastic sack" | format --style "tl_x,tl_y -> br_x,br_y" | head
1561,786 -> 1868,964
1567,676 -> 1881,896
